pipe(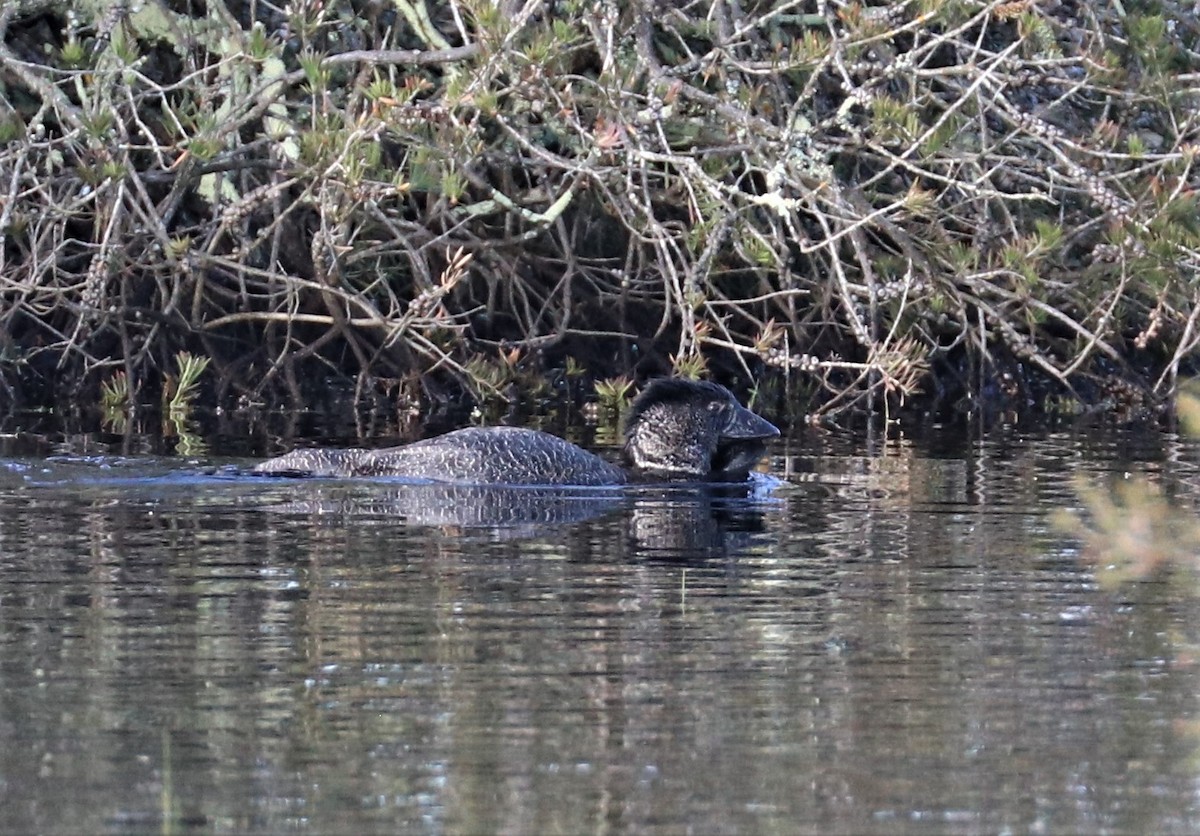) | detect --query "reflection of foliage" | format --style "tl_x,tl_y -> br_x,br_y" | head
1060,390 -> 1200,585
165,413 -> 209,459
100,406 -> 129,436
